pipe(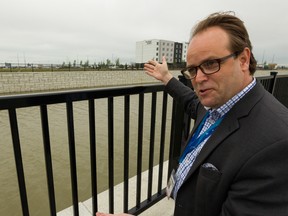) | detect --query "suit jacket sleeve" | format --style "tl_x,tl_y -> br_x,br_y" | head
165,77 -> 201,119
